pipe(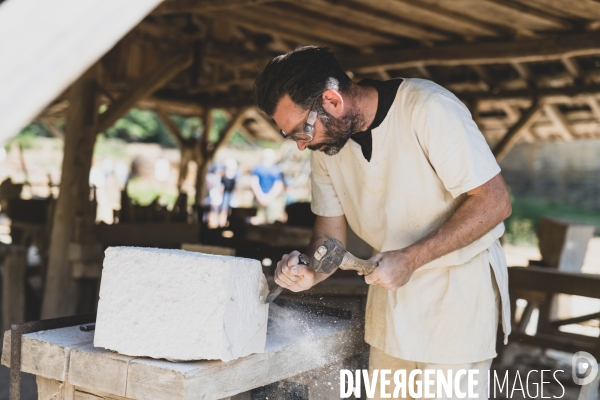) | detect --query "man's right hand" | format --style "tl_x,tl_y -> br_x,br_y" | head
274,250 -> 317,292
